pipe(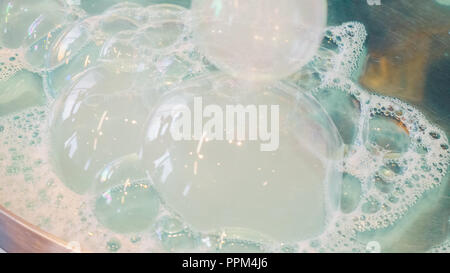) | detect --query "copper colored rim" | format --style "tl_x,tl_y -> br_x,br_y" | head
0,205 -> 73,253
